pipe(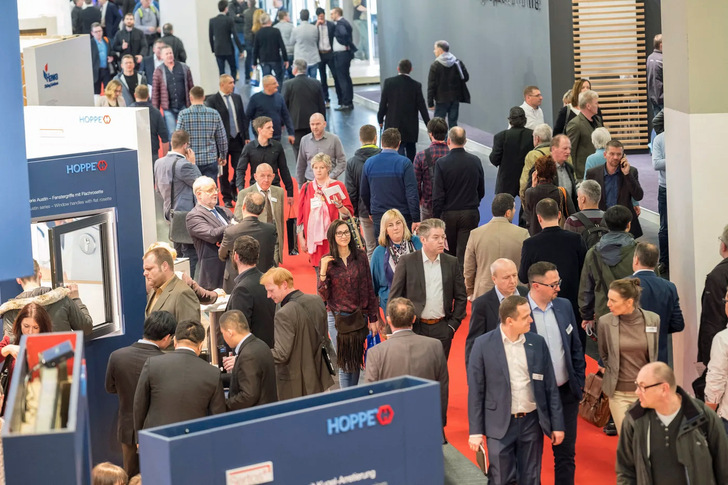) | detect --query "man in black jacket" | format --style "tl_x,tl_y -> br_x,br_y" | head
220,310 -> 277,410
105,311 -> 175,477
490,106 -> 533,197
432,127 -> 484,271
205,74 -> 248,207
210,1 -> 244,81
330,7 -> 357,111
698,226 -> 728,366
345,124 -> 381,257
377,59 -> 430,161
130,85 -> 168,163
519,198 -> 587,348
80,0 -> 102,34
427,40 -> 470,128
112,13 -> 148,65
253,13 -> 288,90
161,24 -> 187,63
282,59 -> 325,160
